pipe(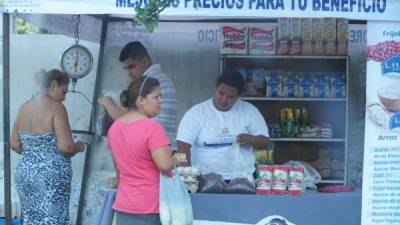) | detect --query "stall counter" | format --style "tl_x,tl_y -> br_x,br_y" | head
92,190 -> 361,225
